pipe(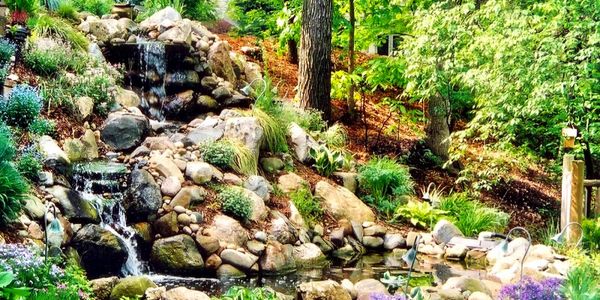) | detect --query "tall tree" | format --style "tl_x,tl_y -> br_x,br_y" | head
298,0 -> 333,121
347,0 -> 356,115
